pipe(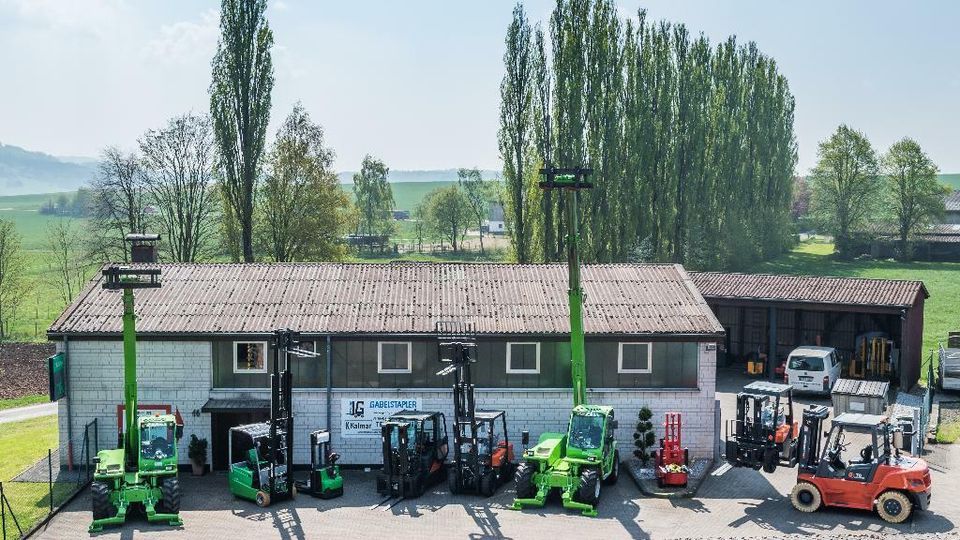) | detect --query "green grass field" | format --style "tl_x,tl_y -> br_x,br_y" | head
0,394 -> 48,411
343,180 -> 456,212
0,414 -> 74,539
939,173 -> 960,189
759,241 -> 959,372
